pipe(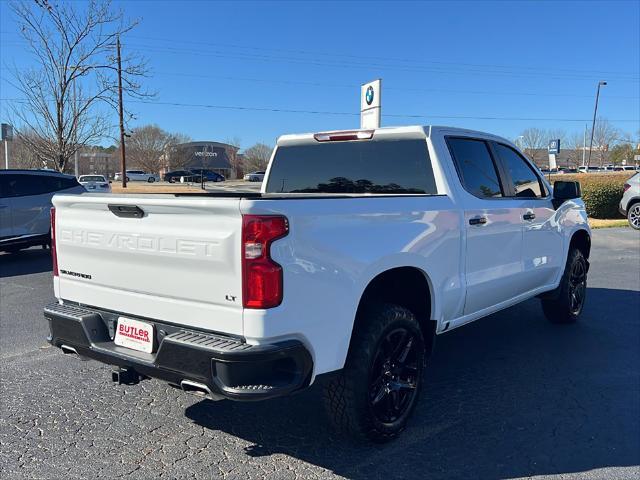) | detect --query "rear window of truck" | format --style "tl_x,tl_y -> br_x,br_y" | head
265,139 -> 437,194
